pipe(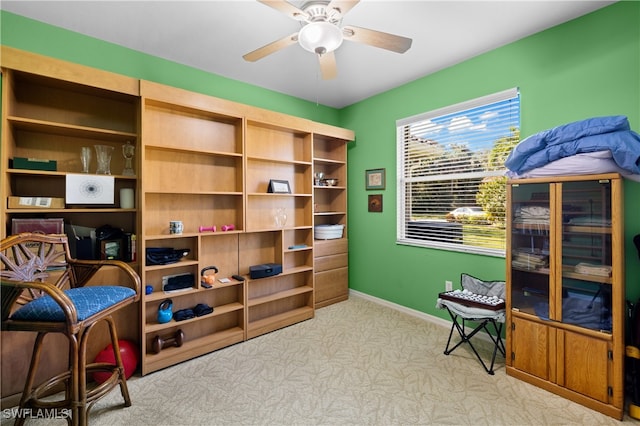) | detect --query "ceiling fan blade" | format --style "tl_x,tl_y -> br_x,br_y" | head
258,0 -> 309,21
243,32 -> 299,62
326,0 -> 360,17
343,25 -> 412,53
318,51 -> 337,80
